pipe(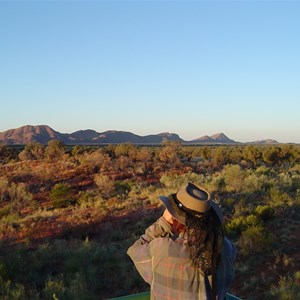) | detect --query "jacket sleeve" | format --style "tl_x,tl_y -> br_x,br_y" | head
127,217 -> 173,284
